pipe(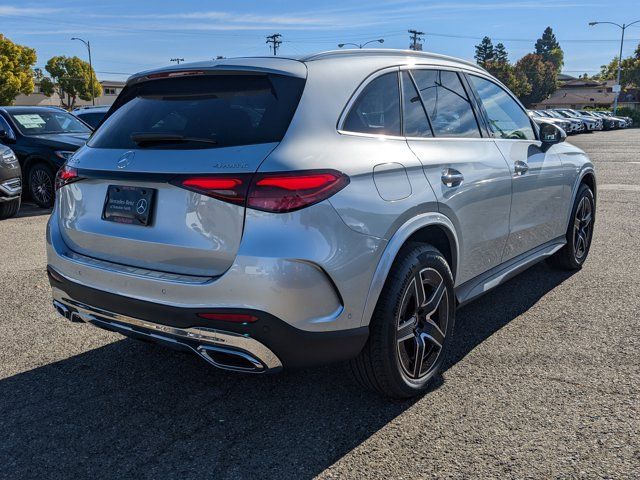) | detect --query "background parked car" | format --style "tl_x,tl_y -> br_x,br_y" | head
578,110 -> 613,129
71,105 -> 110,130
538,110 -> 582,134
0,107 -> 92,208
553,109 -> 601,132
591,111 -> 625,129
528,110 -> 572,133
596,111 -> 629,128
0,145 -> 21,219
